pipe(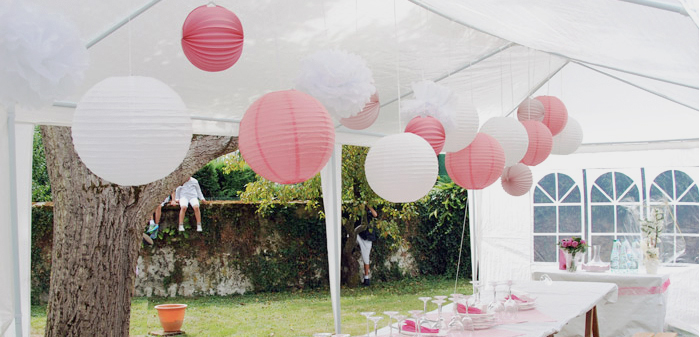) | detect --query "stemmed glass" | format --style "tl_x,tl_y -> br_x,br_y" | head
408,309 -> 425,337
369,316 -> 383,337
394,314 -> 407,335
486,281 -> 505,322
360,311 -> 375,337
539,273 -> 553,286
468,281 -> 483,310
461,313 -> 475,337
312,333 -> 332,337
503,280 -> 518,321
418,296 -> 432,314
383,311 -> 399,337
431,299 -> 447,329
